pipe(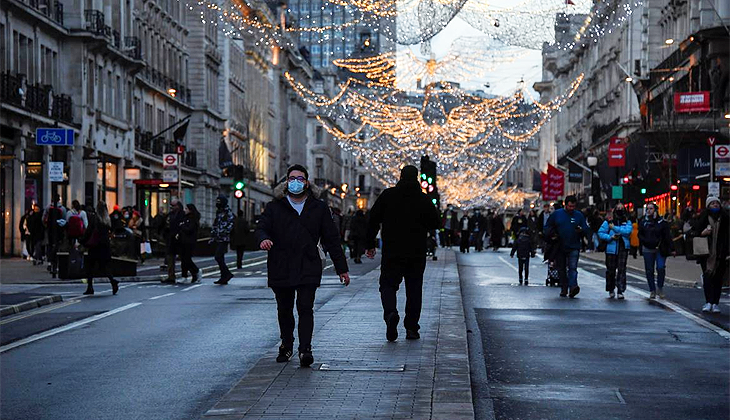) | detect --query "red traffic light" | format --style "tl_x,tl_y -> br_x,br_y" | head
421,180 -> 428,189
670,185 -> 678,191
234,189 -> 244,199
692,185 -> 700,190
428,185 -> 434,193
